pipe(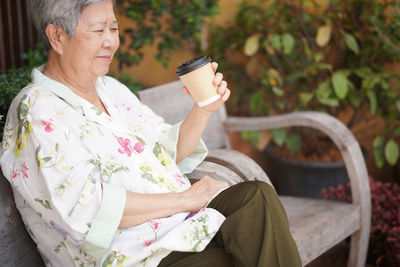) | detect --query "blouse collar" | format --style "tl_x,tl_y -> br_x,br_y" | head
31,65 -> 106,109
